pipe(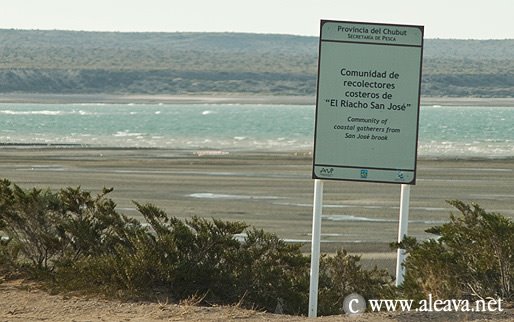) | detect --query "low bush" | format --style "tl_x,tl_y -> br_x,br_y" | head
4,180 -> 512,314
317,249 -> 394,315
397,200 -> 514,302
0,179 -> 394,315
